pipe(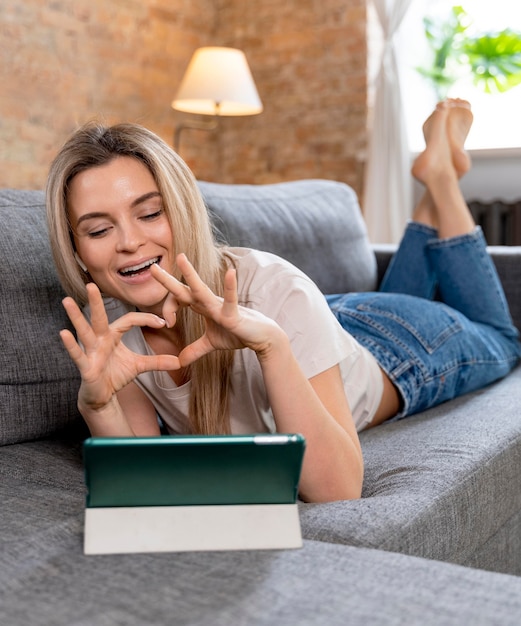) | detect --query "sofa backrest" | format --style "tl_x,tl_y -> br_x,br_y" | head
0,180 -> 376,445
199,179 -> 377,295
0,190 -> 82,445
